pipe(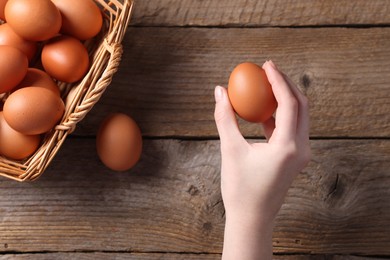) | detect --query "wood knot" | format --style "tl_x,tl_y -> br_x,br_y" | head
300,73 -> 312,94
203,222 -> 213,232
187,185 -> 199,196
324,174 -> 344,202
